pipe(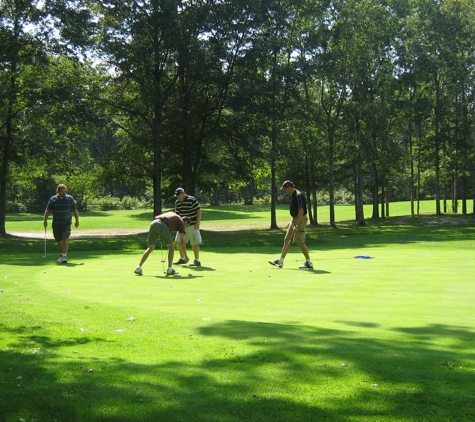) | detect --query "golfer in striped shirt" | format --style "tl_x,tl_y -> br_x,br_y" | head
43,184 -> 79,264
173,187 -> 202,267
